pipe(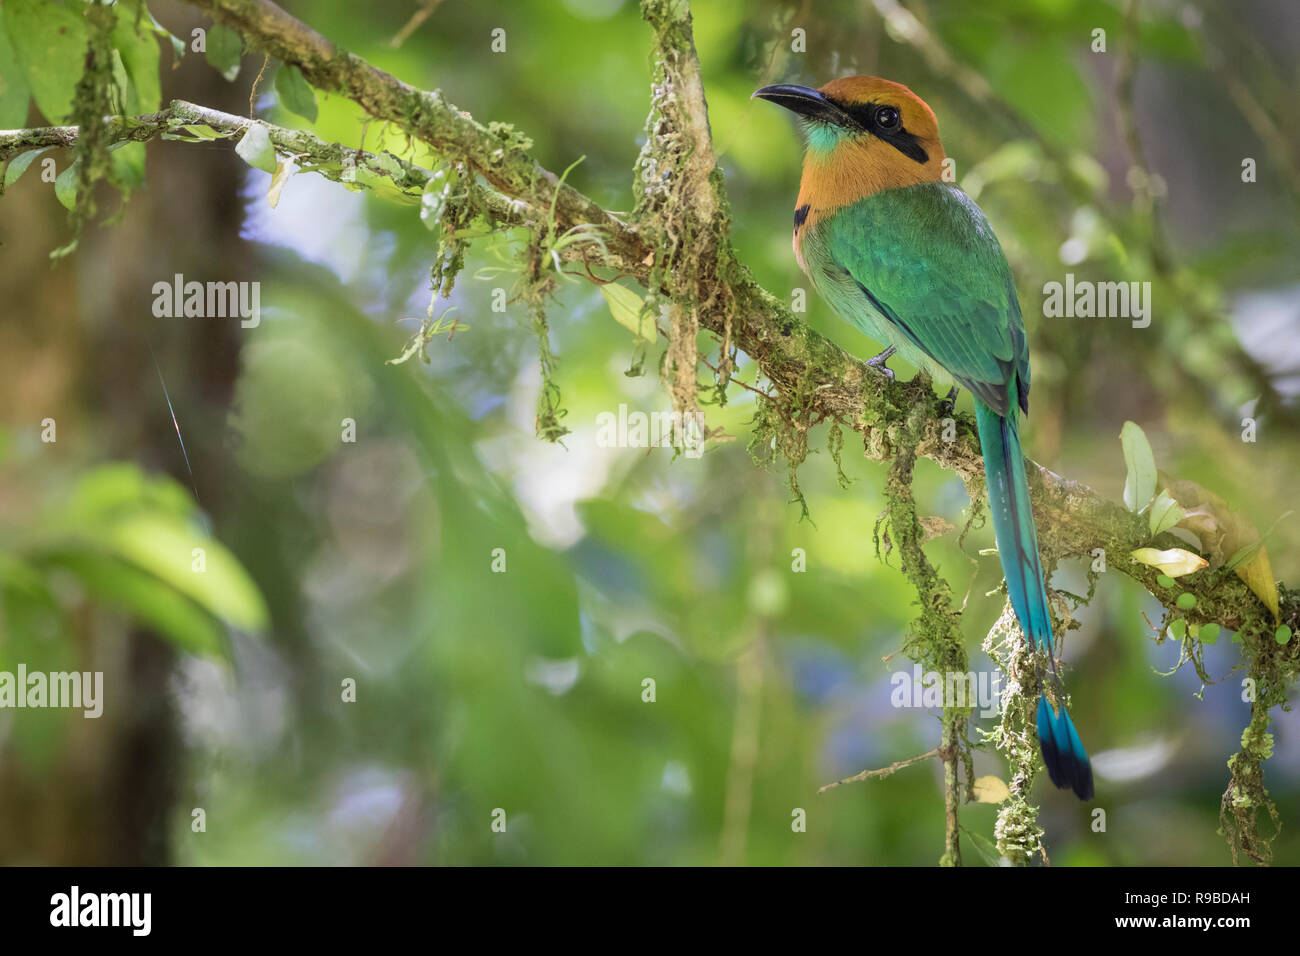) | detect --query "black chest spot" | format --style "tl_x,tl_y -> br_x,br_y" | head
793,204 -> 810,231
